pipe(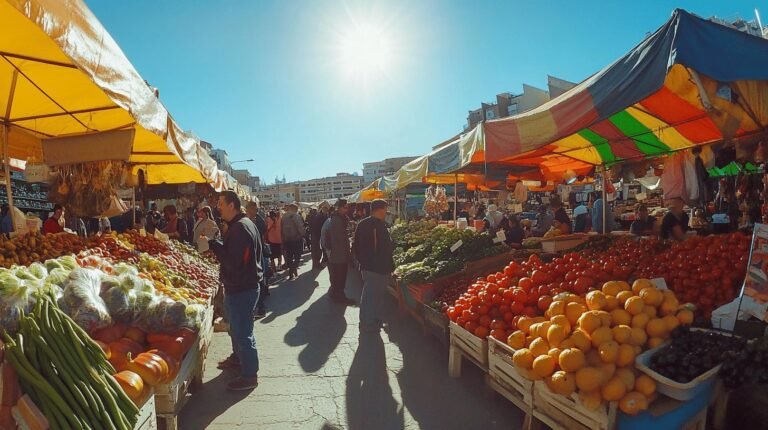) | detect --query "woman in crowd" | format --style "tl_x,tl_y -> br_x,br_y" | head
266,210 -> 283,272
161,205 -> 190,243
193,206 -> 220,252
